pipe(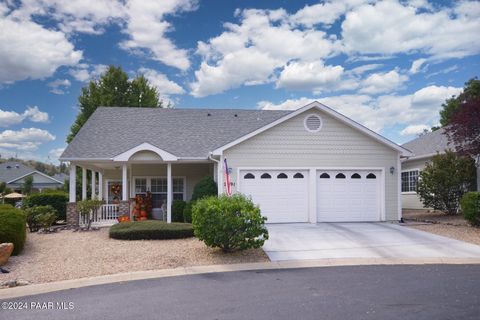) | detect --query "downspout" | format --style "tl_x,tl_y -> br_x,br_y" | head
209,153 -> 222,195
